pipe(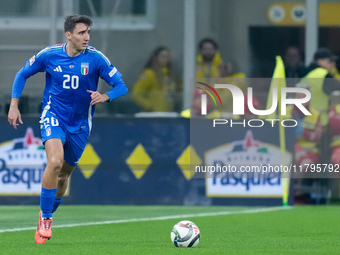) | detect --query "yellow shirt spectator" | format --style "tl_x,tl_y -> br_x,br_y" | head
196,38 -> 223,79
196,52 -> 223,79
133,67 -> 175,112
132,47 -> 178,112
